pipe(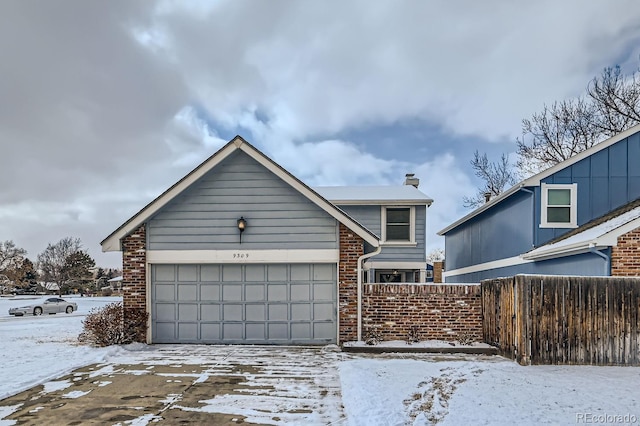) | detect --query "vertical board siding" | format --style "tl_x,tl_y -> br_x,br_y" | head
482,275 -> 640,365
339,205 -> 427,262
539,132 -> 640,244
148,150 -> 338,250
